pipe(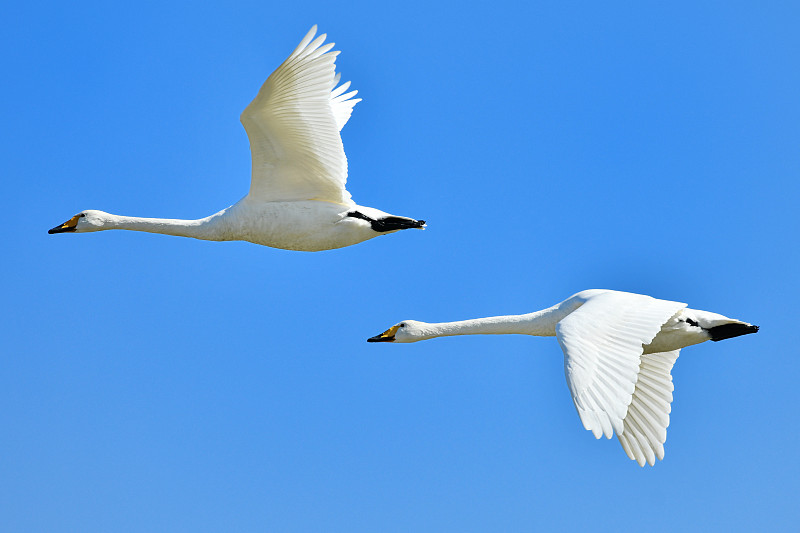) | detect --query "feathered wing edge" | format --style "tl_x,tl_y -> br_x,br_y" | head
618,349 -> 681,466
330,73 -> 361,131
556,292 -> 686,464
248,25 -> 361,131
240,26 -> 362,204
